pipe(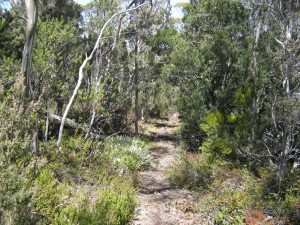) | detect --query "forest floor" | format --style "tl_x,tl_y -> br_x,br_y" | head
131,114 -> 208,225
